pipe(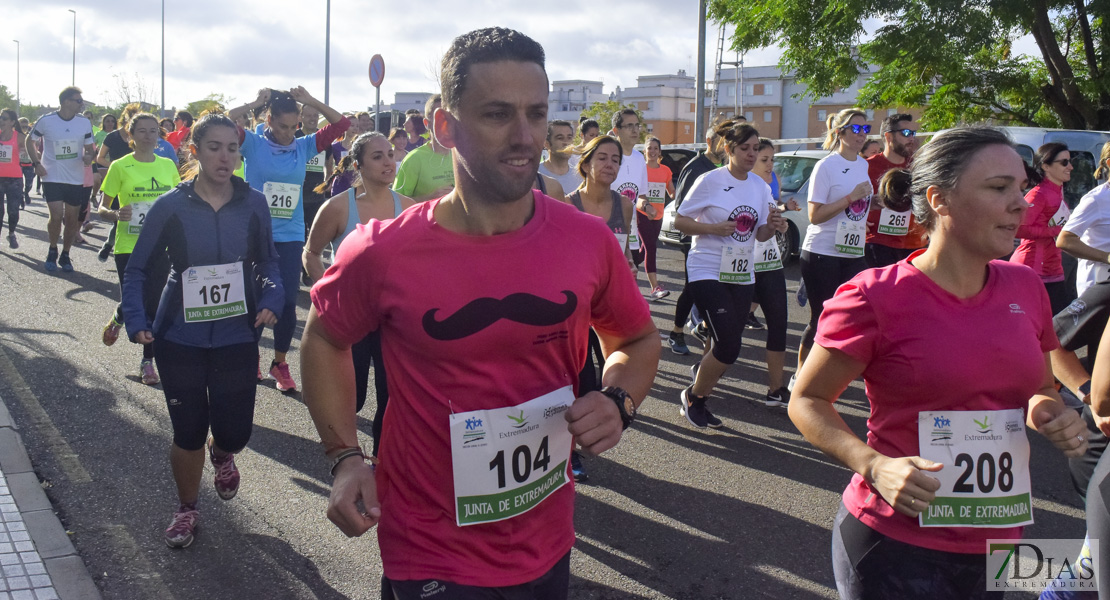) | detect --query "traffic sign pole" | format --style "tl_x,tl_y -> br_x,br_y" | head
369,54 -> 386,132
